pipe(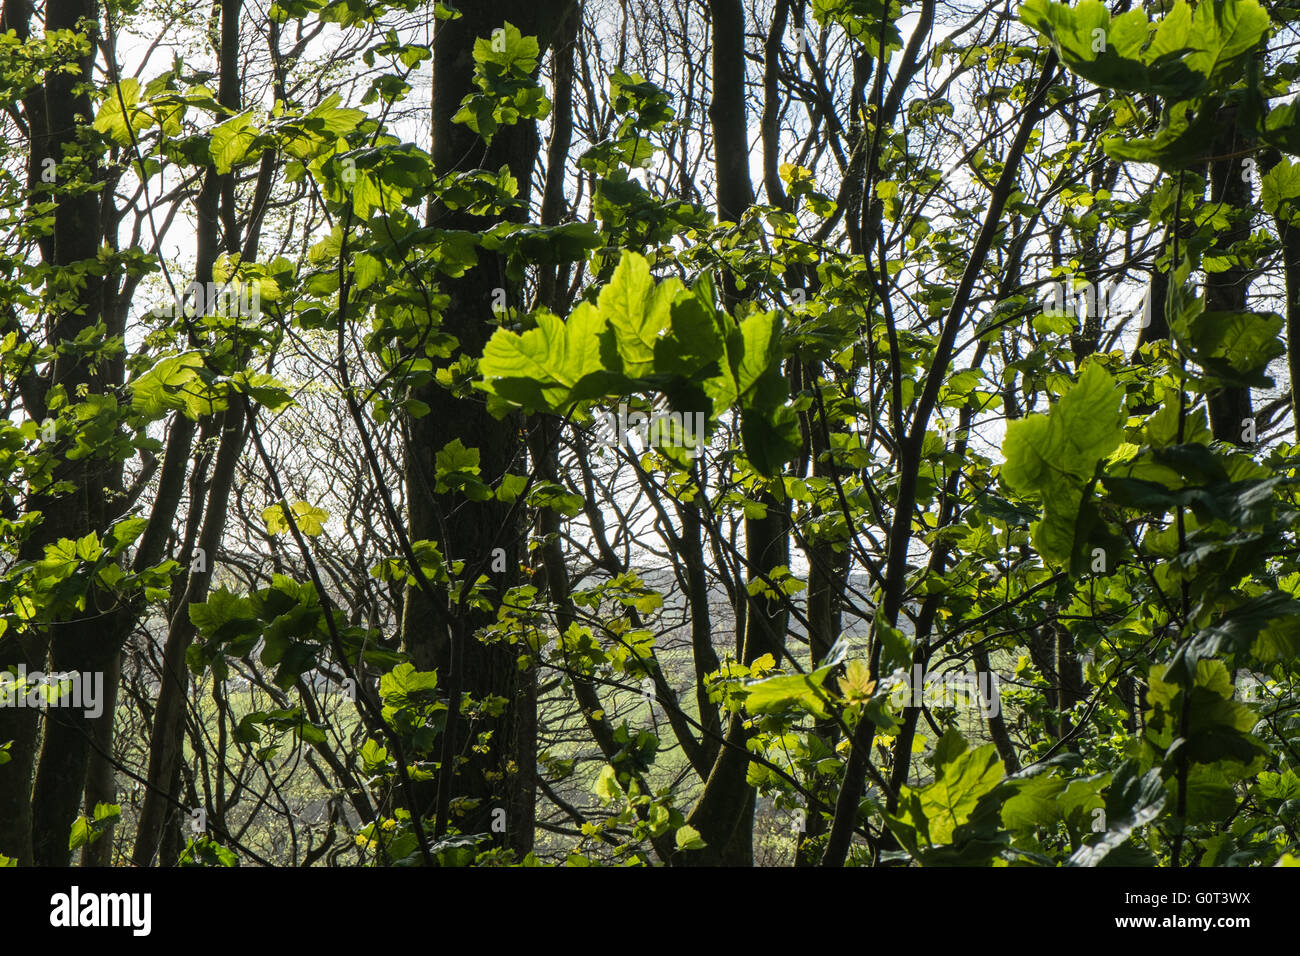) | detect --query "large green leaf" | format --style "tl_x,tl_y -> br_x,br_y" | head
1261,158 -> 1300,219
1171,308 -> 1286,389
1001,362 -> 1125,565
93,79 -> 153,146
130,352 -> 225,421
1021,0 -> 1269,97
478,304 -> 621,412
886,729 -> 1006,849
210,113 -> 261,174
1069,761 -> 1164,867
743,665 -> 834,719
598,251 -> 680,378
1002,363 -> 1125,489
